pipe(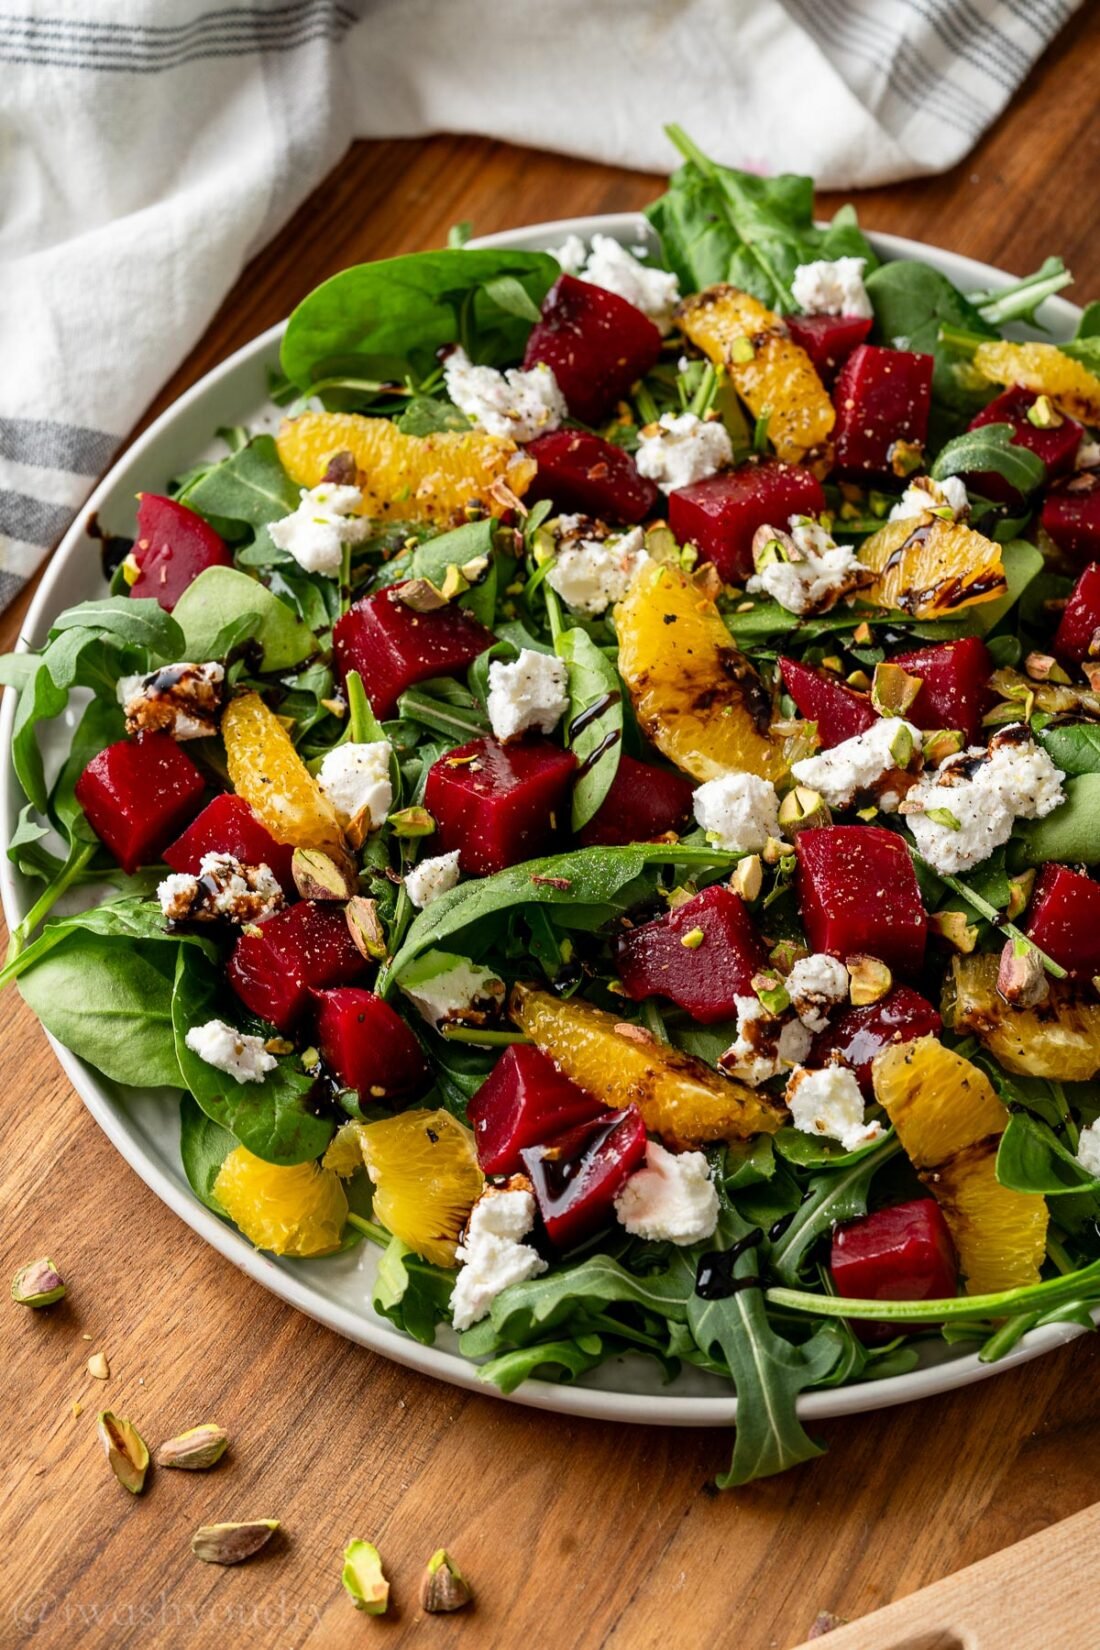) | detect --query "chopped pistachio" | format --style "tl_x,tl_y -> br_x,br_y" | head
923,728 -> 965,767
662,884 -> 698,911
855,805 -> 879,822
887,722 -> 915,769
1026,394 -> 1061,429
770,939 -> 809,974
680,927 -> 706,950
846,955 -> 892,1006
342,1539 -> 389,1614
872,660 -> 923,718
997,937 -> 1049,1008
752,970 -> 790,1018
192,1520 -> 279,1566
930,910 -> 980,954
97,1411 -> 149,1494
845,669 -> 872,691
1024,650 -> 1071,684
820,655 -> 843,675
346,896 -> 388,961
397,576 -> 449,612
777,786 -> 831,837
888,437 -> 924,477
762,835 -> 791,866
155,1423 -> 228,1471
729,336 -> 756,364
388,806 -> 436,838
1006,869 -> 1037,922
852,622 -> 873,645
11,1257 -> 65,1307
925,807 -> 962,830
729,854 -> 763,903
292,846 -> 357,901
421,1549 -> 473,1614
87,1351 -> 110,1381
